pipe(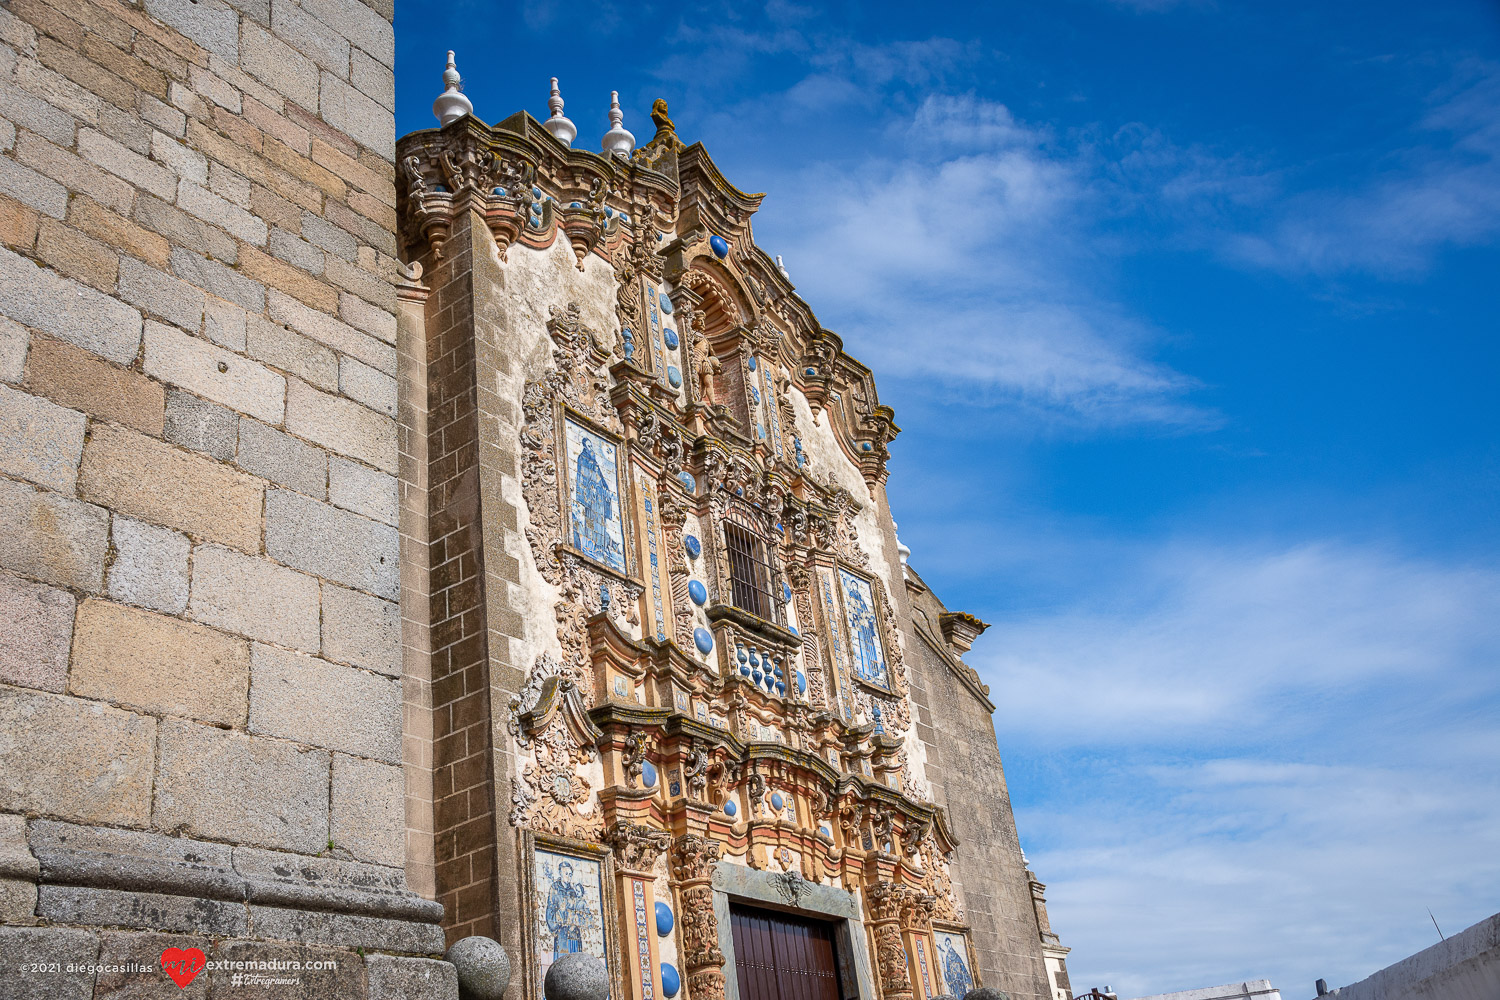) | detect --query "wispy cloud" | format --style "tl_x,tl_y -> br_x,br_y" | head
968,538 -> 1500,996
754,93 -> 1212,429
1209,62 -> 1500,277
